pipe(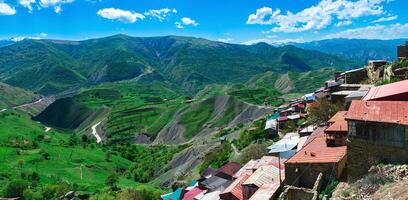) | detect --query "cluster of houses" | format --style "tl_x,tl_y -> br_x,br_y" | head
161,42 -> 408,200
